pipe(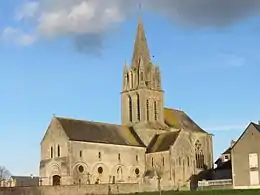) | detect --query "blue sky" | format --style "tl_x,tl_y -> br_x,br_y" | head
1,1 -> 260,176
